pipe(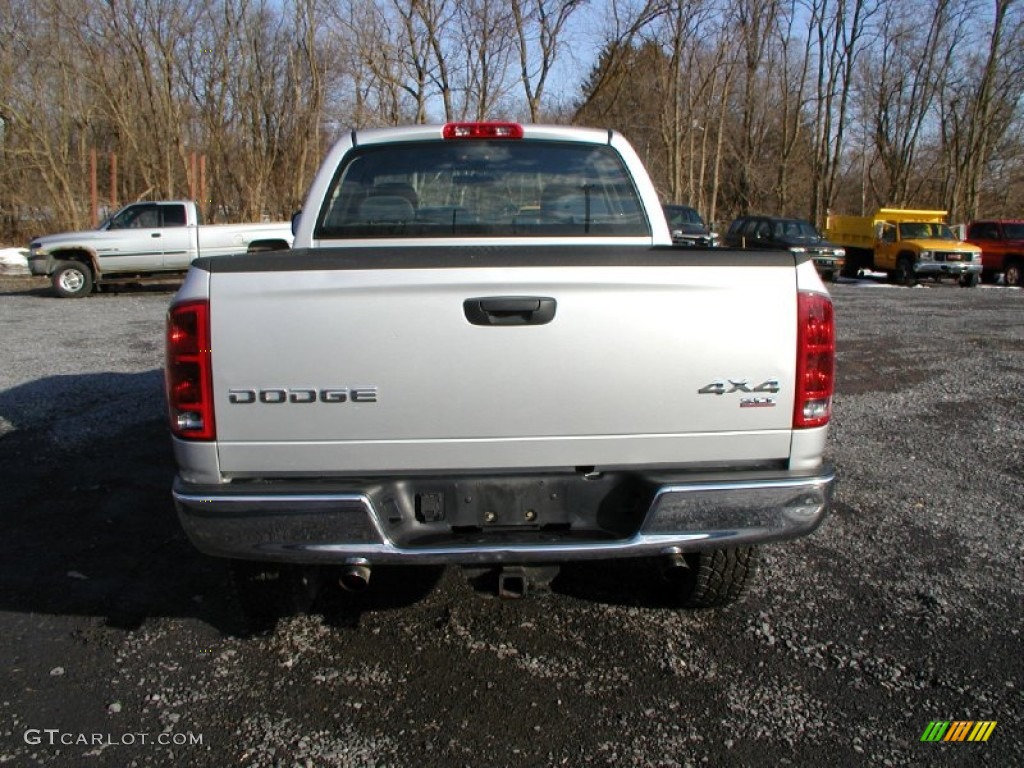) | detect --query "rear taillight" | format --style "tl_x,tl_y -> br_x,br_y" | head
166,299 -> 215,440
442,122 -> 524,139
794,291 -> 834,429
